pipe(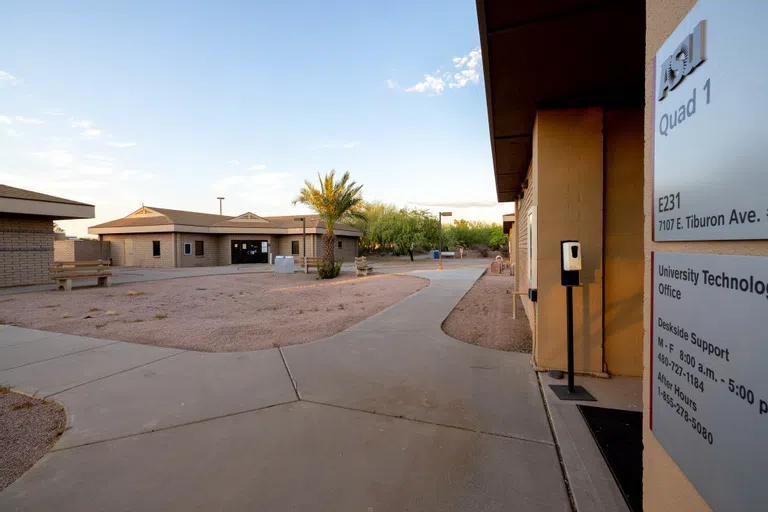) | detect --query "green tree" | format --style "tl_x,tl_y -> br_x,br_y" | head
293,170 -> 365,274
